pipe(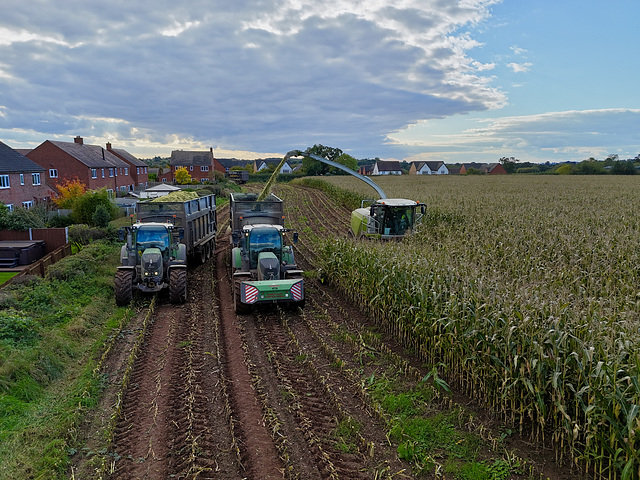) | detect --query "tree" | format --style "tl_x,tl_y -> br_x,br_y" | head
611,160 -> 637,175
334,153 -> 358,173
54,177 -> 87,209
73,189 -> 116,225
302,144 -> 345,175
499,157 -> 520,174
175,167 -> 192,184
